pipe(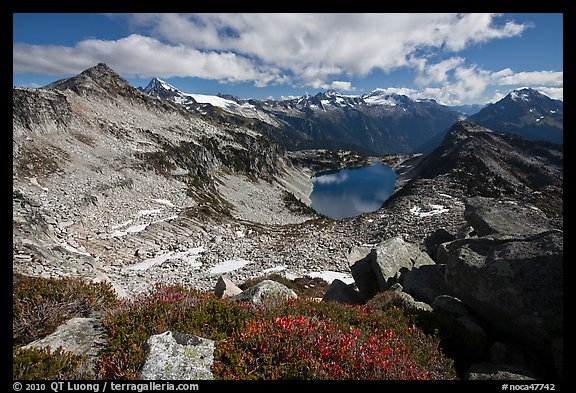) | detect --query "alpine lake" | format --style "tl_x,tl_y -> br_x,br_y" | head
310,162 -> 398,220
